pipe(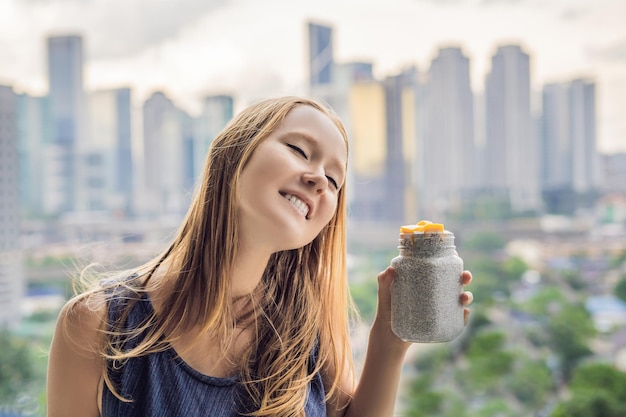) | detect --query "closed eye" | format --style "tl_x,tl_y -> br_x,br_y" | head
327,176 -> 339,189
287,143 -> 308,159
